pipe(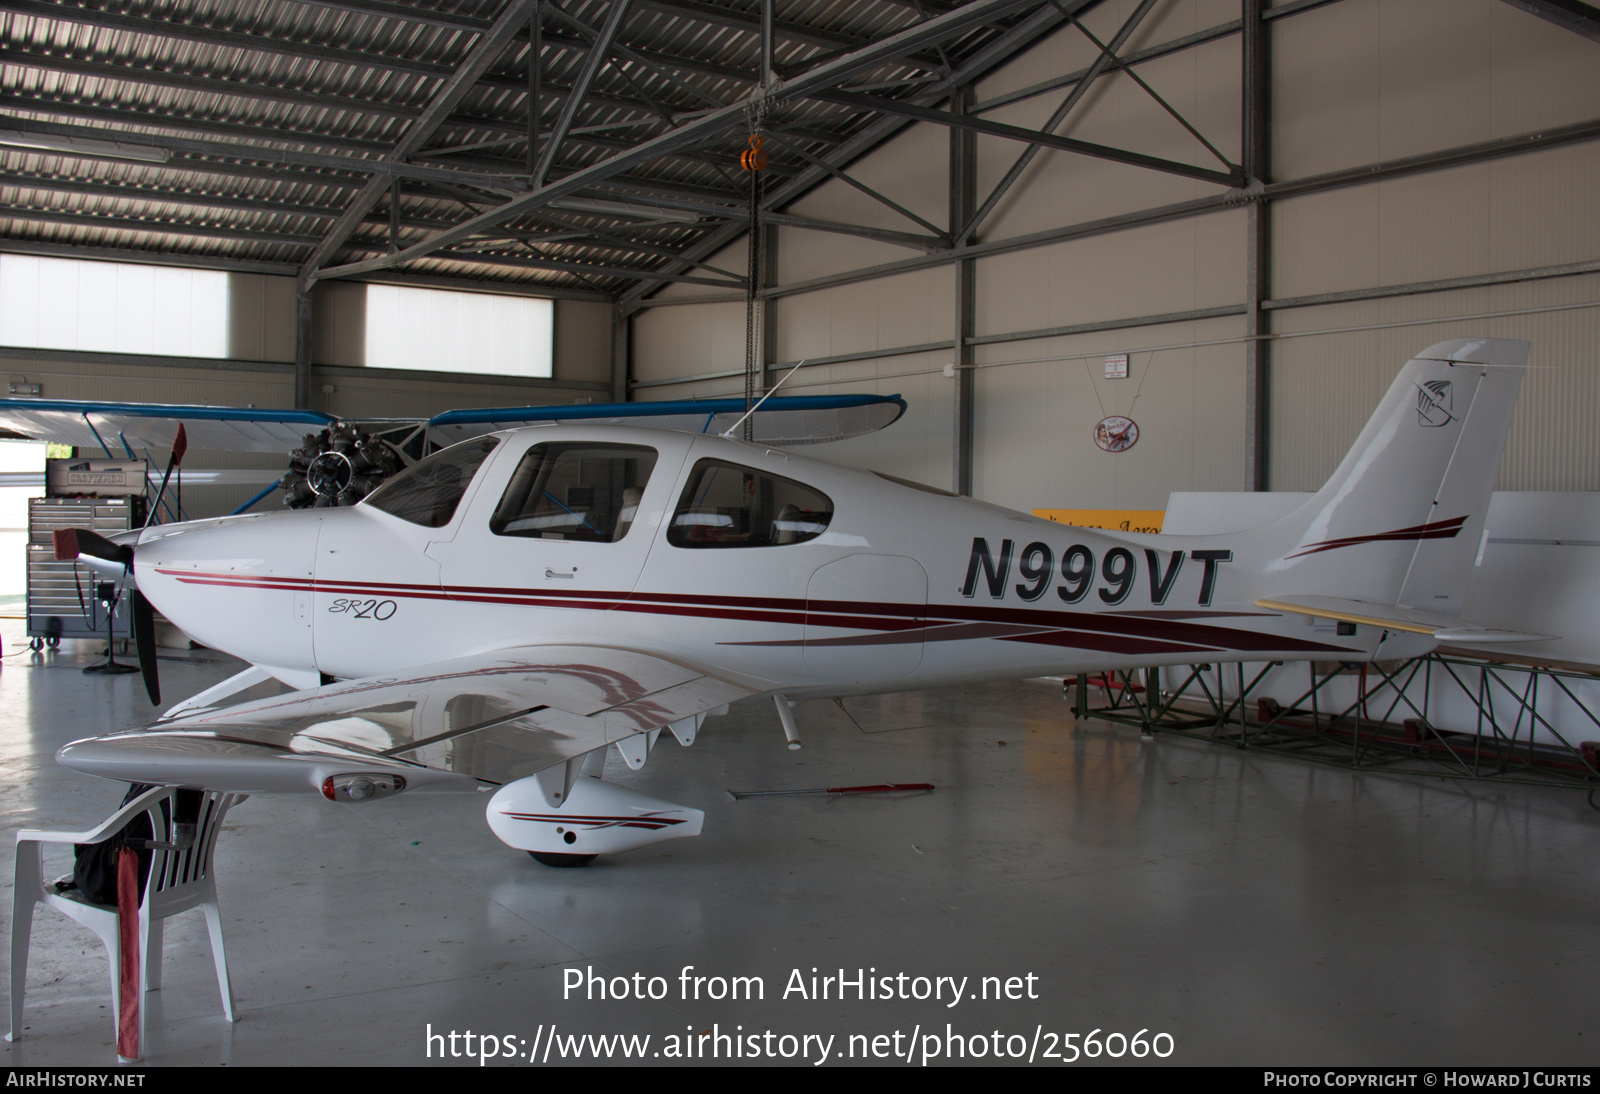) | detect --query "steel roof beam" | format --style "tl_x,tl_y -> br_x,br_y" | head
0,117 -> 528,191
1,50 -> 828,178
365,245 -> 744,287
617,0 -> 1089,308
299,0 -> 535,290
0,173 -> 340,219
629,0 -> 951,70
0,236 -> 300,275
535,1 -> 633,185
633,0 -> 874,52
560,188 -> 947,250
7,0 -> 458,80
308,0 -> 1044,283
1497,0 -> 1600,41
0,94 -> 393,156
423,181 -> 743,274
283,0 -> 493,33
0,205 -> 318,247
0,48 -> 424,120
